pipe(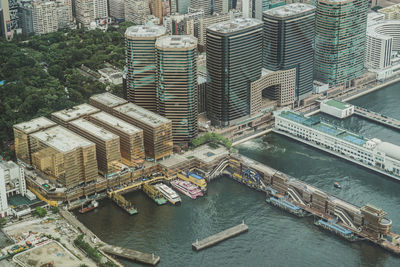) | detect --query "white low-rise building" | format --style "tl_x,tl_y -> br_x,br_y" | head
274,108 -> 400,181
0,161 -> 27,217
320,99 -> 354,119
